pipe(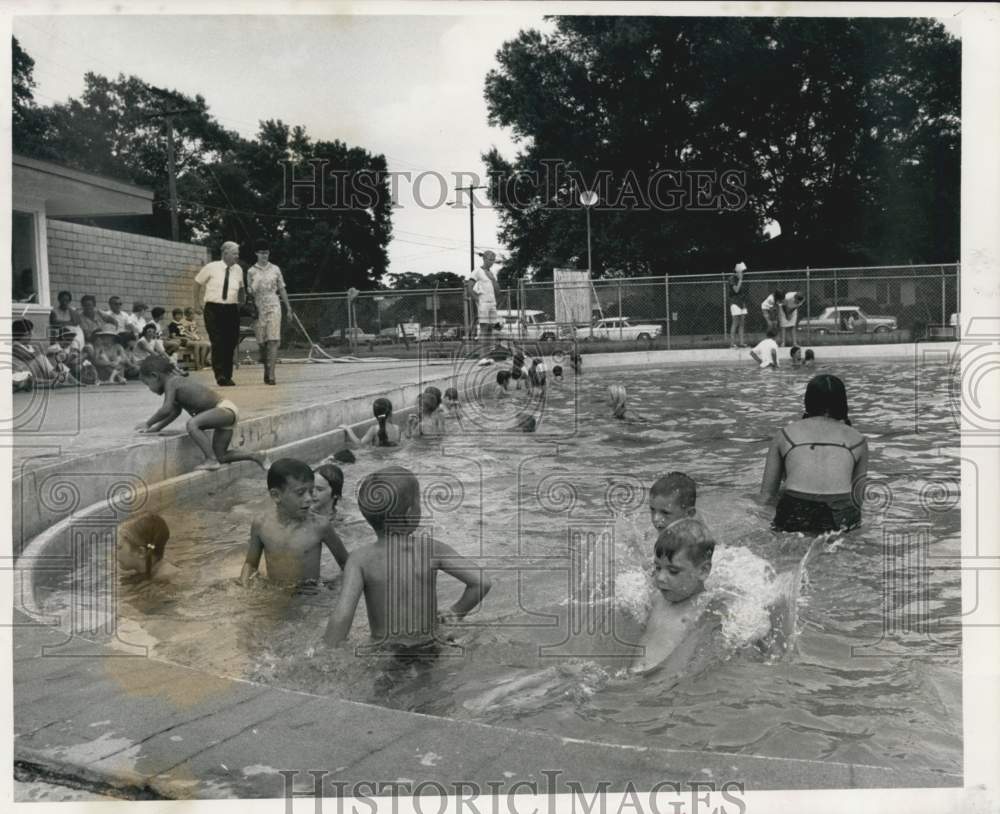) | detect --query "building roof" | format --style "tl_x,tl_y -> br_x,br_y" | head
13,153 -> 154,217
